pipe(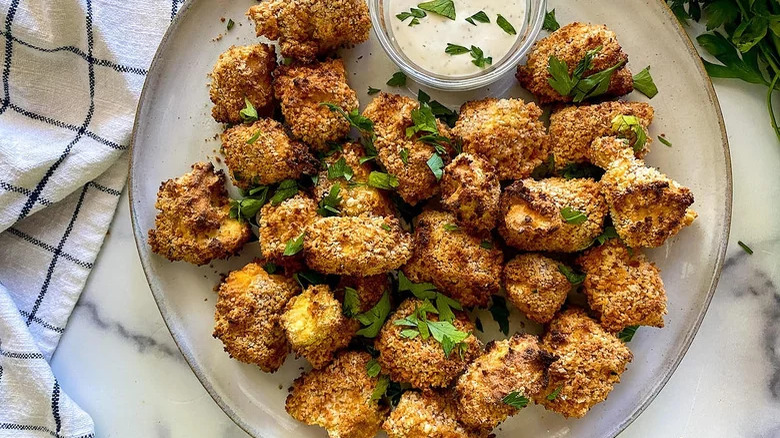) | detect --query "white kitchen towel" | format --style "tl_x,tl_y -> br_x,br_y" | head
0,0 -> 181,435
